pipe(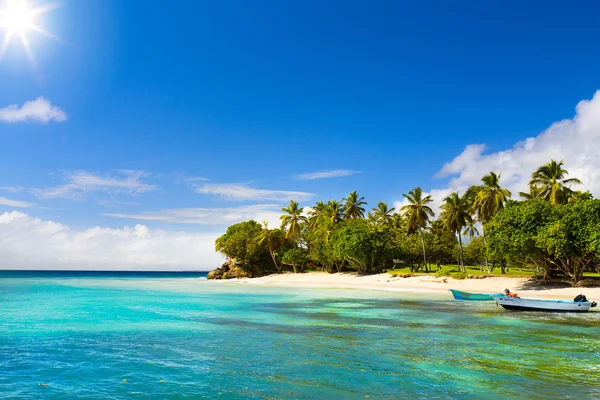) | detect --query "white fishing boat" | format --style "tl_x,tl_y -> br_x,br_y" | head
493,294 -> 597,312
